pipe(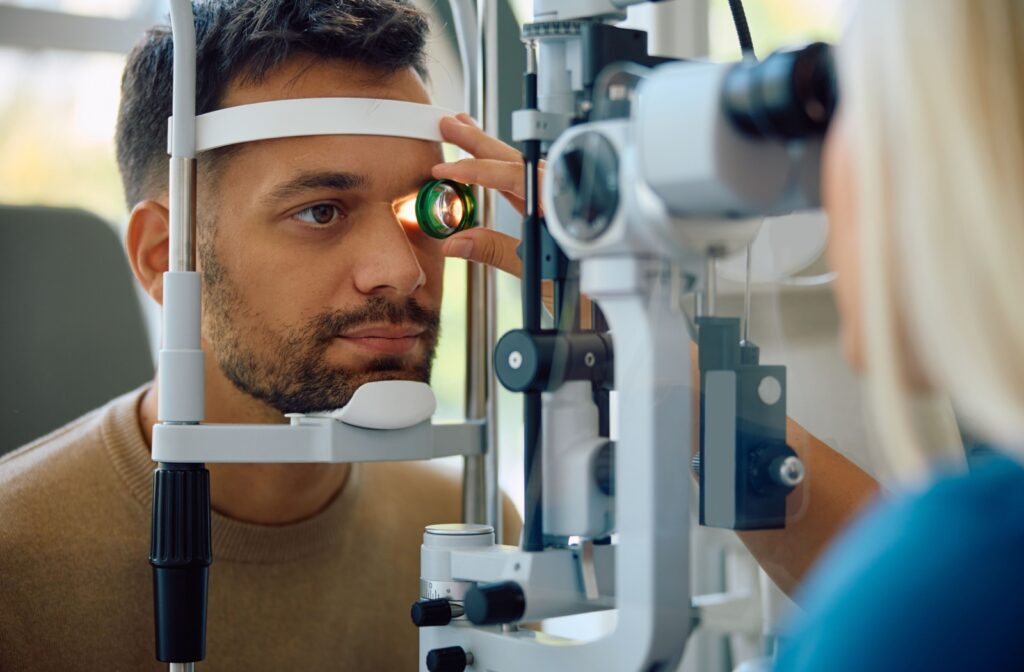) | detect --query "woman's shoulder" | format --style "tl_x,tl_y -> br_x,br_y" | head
776,452 -> 1024,671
